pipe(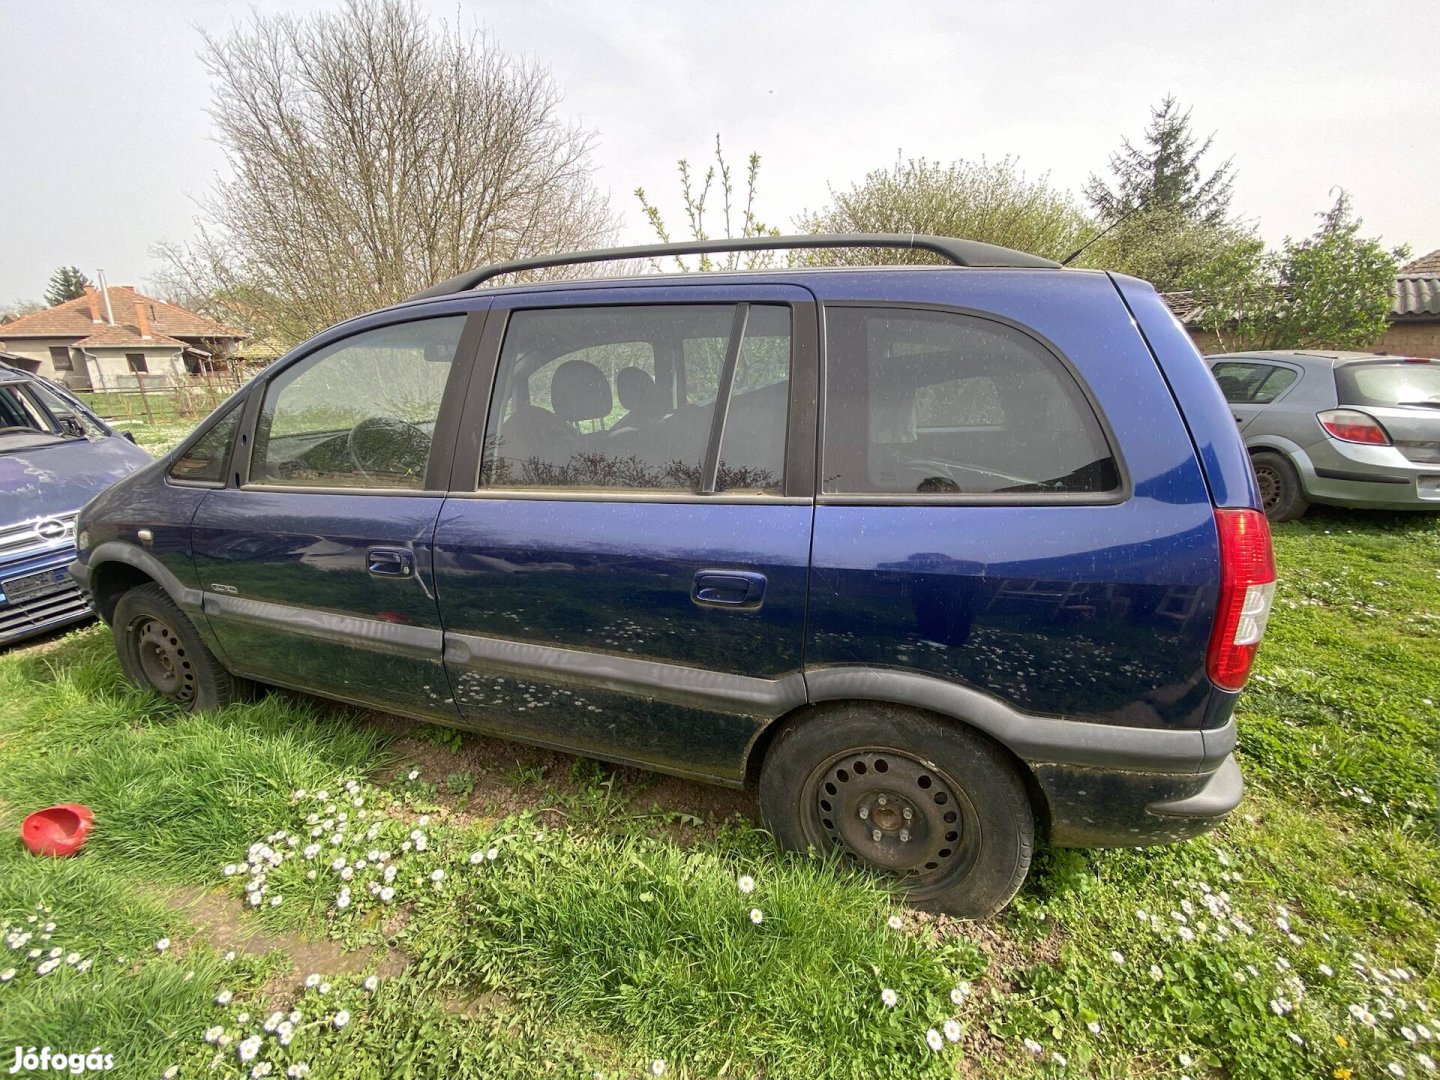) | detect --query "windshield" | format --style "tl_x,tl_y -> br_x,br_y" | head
1336,361 -> 1440,408
0,380 -> 105,450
